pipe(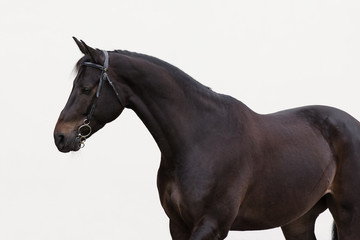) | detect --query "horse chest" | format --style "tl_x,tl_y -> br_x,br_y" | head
159,180 -> 184,220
